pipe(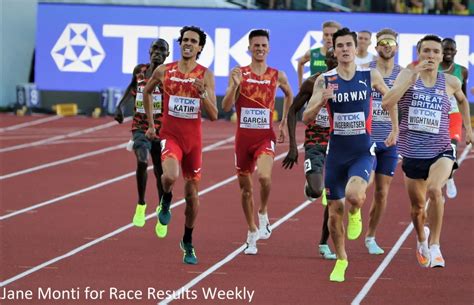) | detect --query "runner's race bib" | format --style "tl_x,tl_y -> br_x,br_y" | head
240,107 -> 270,129
315,107 -> 330,128
372,100 -> 390,122
333,111 -> 366,135
168,95 -> 200,119
135,86 -> 161,114
408,106 -> 441,134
